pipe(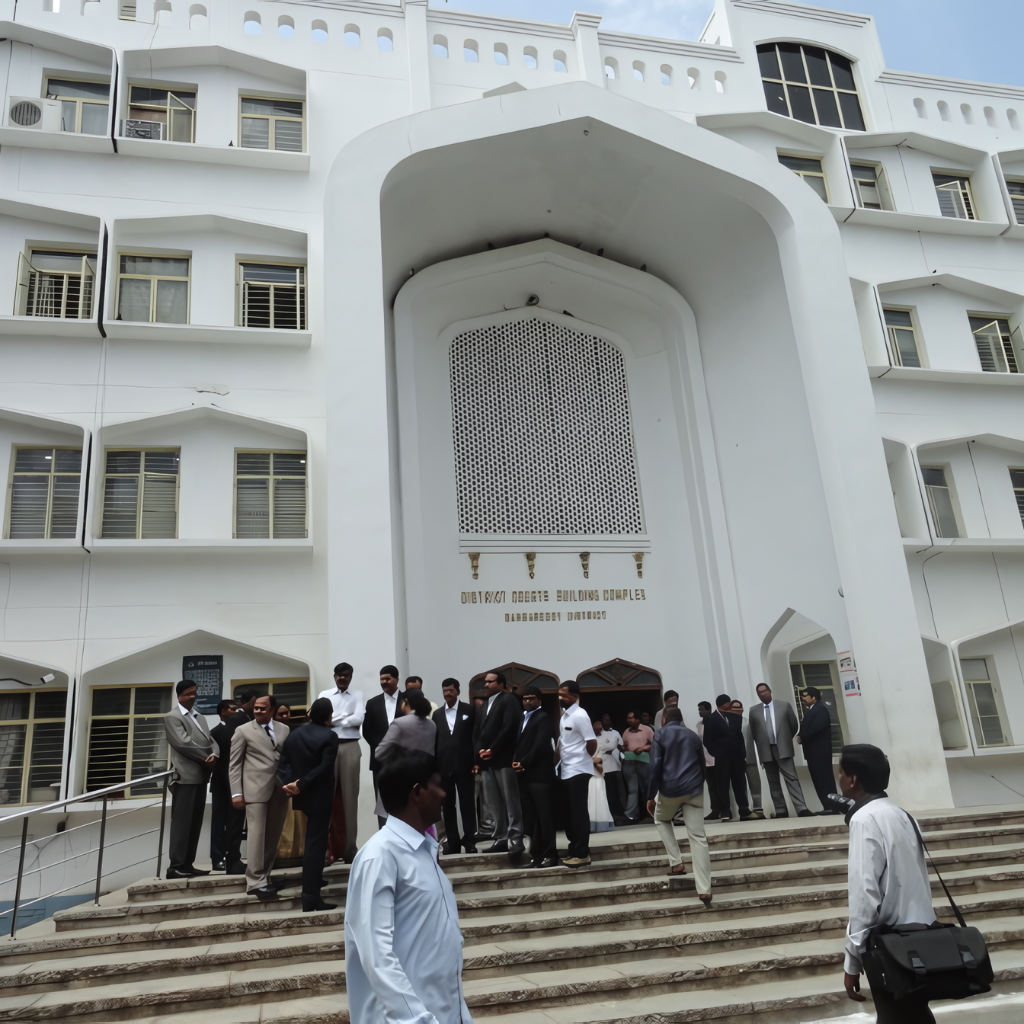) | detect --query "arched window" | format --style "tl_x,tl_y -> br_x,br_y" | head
577,659 -> 662,690
632,61 -> 645,82
312,20 -> 328,44
757,42 -> 865,131
523,46 -> 538,69
377,28 -> 393,52
433,35 -> 448,59
243,11 -> 260,34
344,25 -> 360,47
604,57 -> 617,80
464,40 -> 478,62
278,15 -> 295,40
660,65 -> 671,86
494,43 -> 508,66
553,50 -> 568,73
468,662 -> 560,696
